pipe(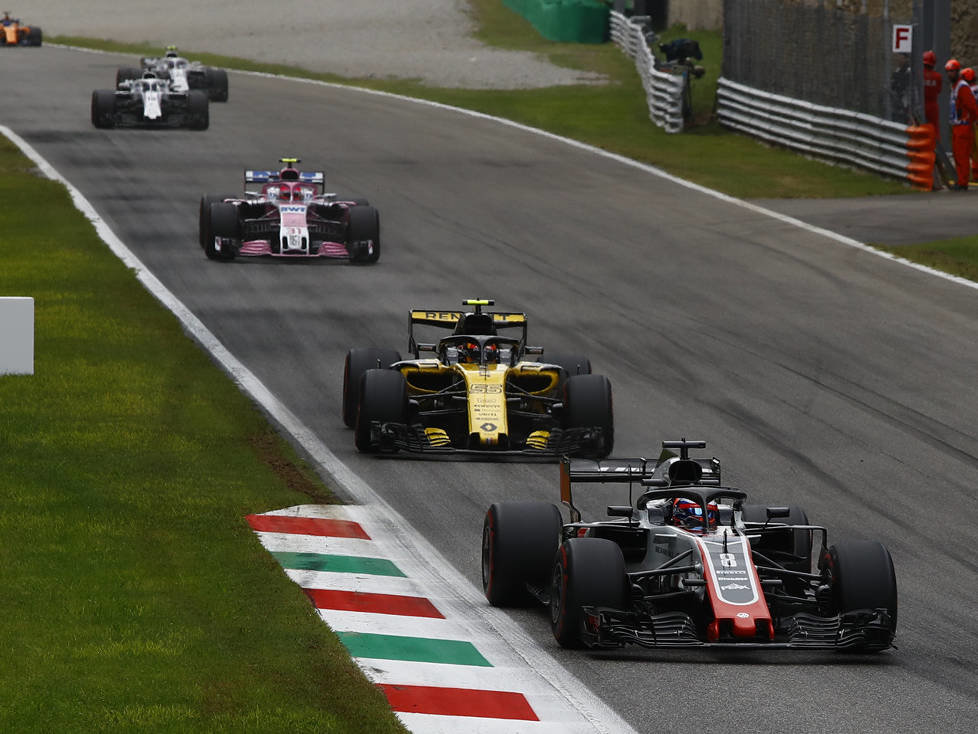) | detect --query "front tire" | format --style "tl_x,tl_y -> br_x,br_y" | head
347,205 -> 380,264
208,202 -> 239,261
825,540 -> 898,650
562,374 -> 614,458
355,369 -> 407,453
206,67 -> 229,102
91,90 -> 116,129
186,90 -> 209,130
482,502 -> 562,606
551,538 -> 628,648
342,348 -> 402,428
